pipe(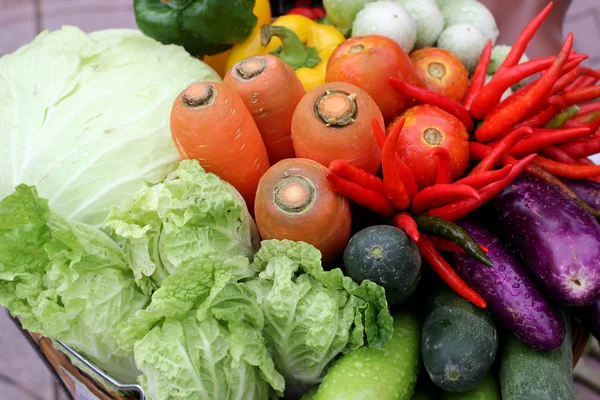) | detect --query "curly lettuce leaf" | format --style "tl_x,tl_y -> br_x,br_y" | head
244,240 -> 393,397
134,282 -> 285,400
103,160 -> 260,294
118,255 -> 252,351
0,185 -> 149,383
